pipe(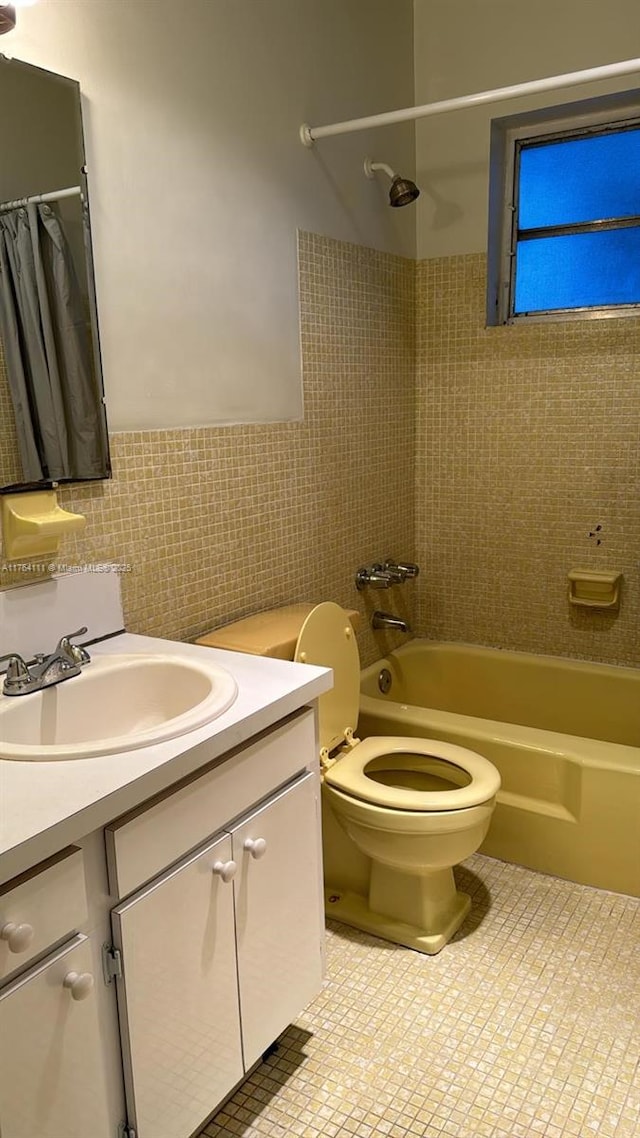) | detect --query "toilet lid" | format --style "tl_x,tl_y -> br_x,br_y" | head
324,735 -> 501,811
294,602 -> 360,755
